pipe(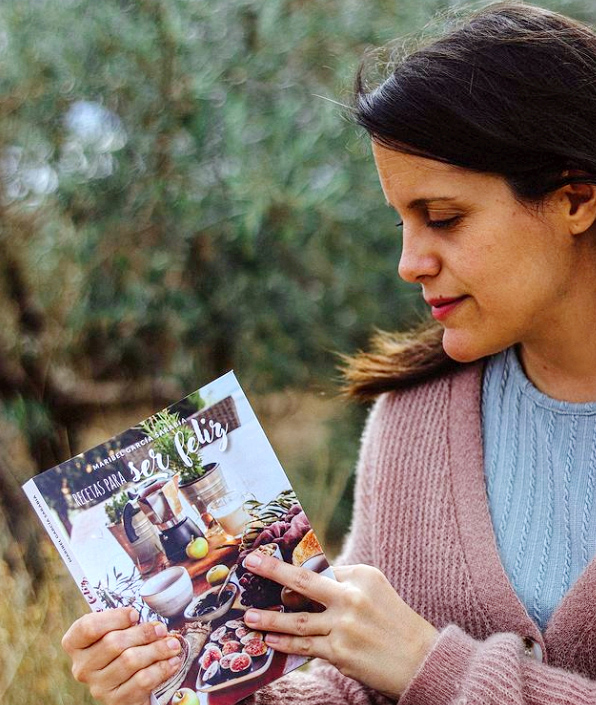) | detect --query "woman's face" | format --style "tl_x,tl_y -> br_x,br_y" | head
372,142 -> 587,363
